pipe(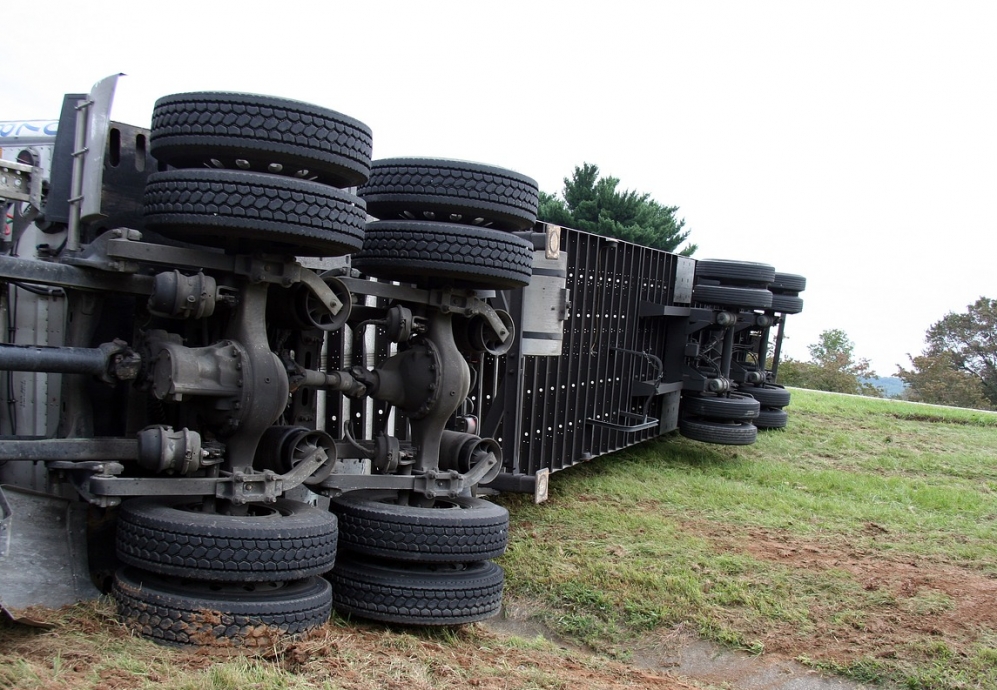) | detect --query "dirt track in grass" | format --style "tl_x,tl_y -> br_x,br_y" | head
692,520 -> 997,665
